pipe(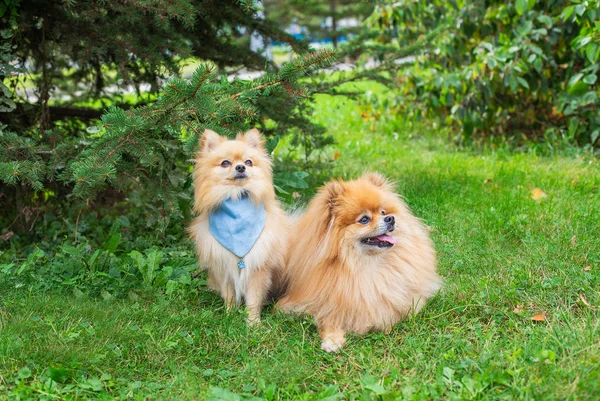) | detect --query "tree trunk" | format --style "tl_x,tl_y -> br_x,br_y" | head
330,0 -> 338,48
